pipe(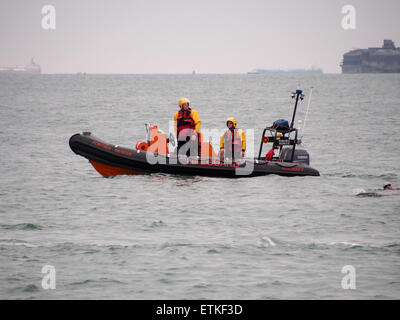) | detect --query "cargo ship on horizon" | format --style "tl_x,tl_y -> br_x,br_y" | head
341,39 -> 400,73
0,58 -> 41,74
247,67 -> 323,74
